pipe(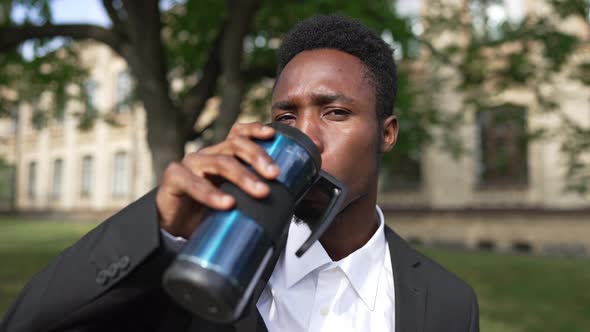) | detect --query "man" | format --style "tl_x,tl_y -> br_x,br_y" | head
1,15 -> 479,332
